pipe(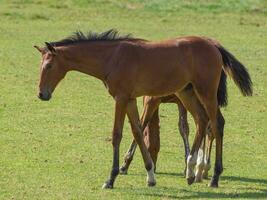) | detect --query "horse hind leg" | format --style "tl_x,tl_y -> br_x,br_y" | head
176,85 -> 209,185
177,100 -> 190,177
193,85 -> 224,188
202,125 -> 214,179
195,122 -> 214,182
209,108 -> 224,187
195,137 -> 205,182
